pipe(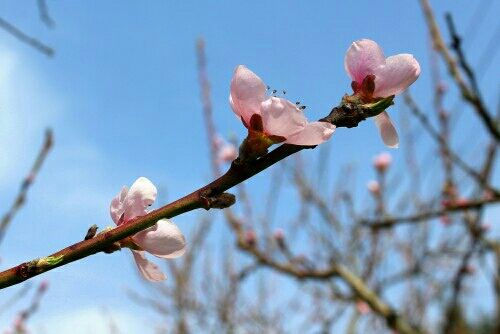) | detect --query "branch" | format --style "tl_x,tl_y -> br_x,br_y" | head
196,45 -> 419,333
418,0 -> 500,140
197,38 -> 221,178
37,0 -> 55,28
234,233 -> 421,334
8,280 -> 48,332
362,195 -> 500,229
403,92 -> 499,196
0,283 -> 32,315
0,129 -> 53,245
0,104 -> 368,289
0,17 -> 54,57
